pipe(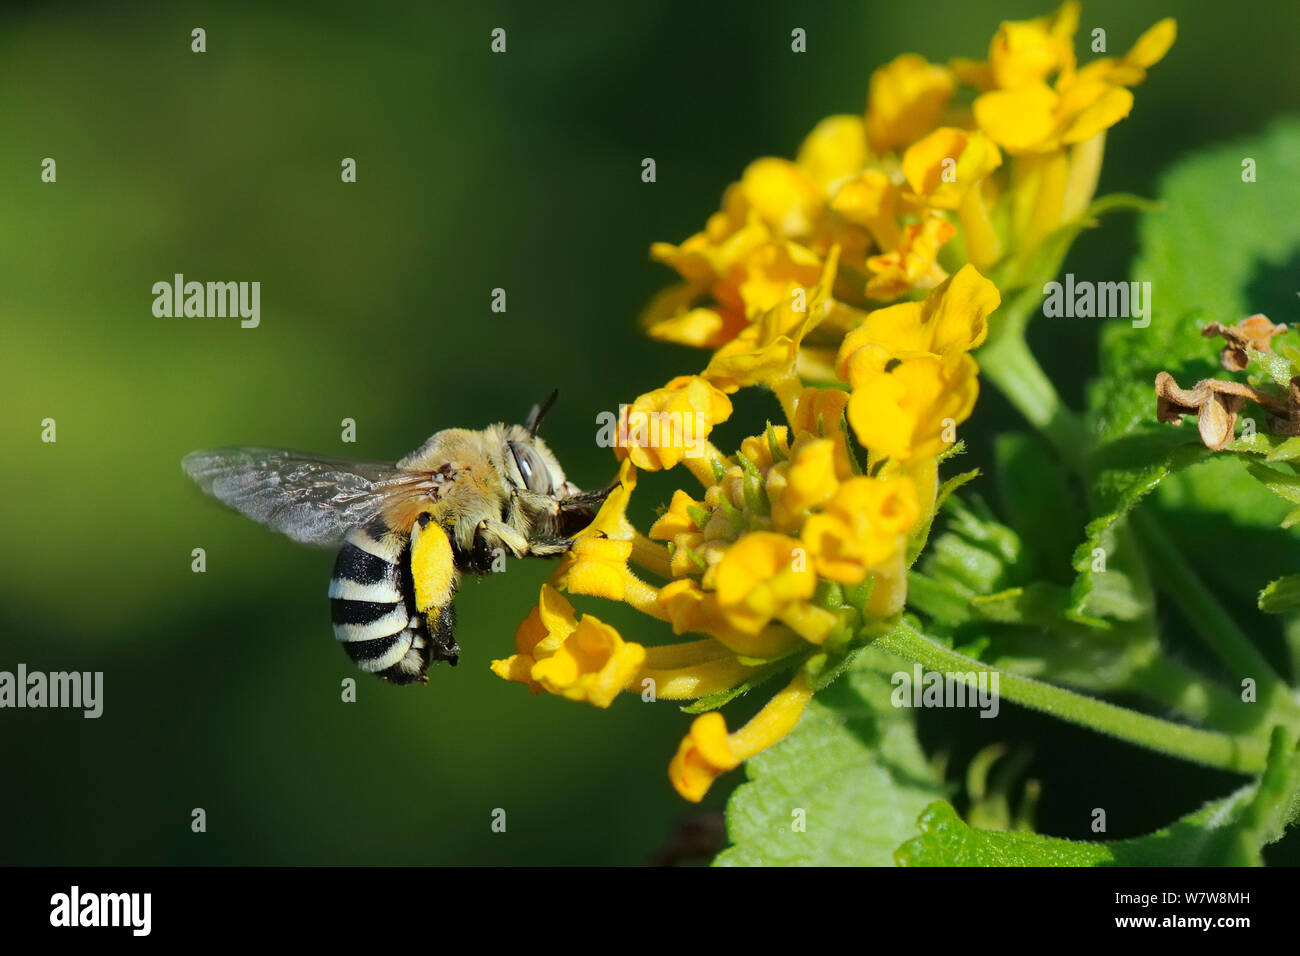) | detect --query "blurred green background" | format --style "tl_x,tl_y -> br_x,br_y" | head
2,0 -> 1298,865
